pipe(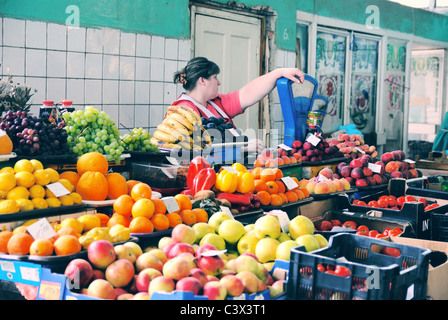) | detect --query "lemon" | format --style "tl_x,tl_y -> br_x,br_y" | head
6,186 -> 30,200
46,197 -> 61,208
78,214 -> 101,232
45,168 -> 59,183
29,184 -> 46,199
30,159 -> 44,171
57,178 -> 74,193
69,192 -> 83,205
0,167 -> 15,174
0,172 -> 17,192
0,191 -> 7,199
15,171 -> 36,188
60,217 -> 84,234
0,199 -> 20,214
31,198 -> 48,209
15,198 -> 34,212
45,188 -> 56,198
59,194 -> 74,206
33,169 -> 51,186
22,219 -> 38,226
14,159 -> 34,173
